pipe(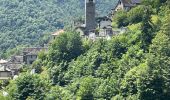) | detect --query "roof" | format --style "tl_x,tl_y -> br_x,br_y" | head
0,65 -> 11,72
10,56 -> 23,63
5,63 -> 22,70
23,47 -> 48,55
52,30 -> 65,36
96,16 -> 112,23
75,24 -> 86,31
0,59 -> 8,64
121,0 -> 141,7
100,21 -> 112,28
114,0 -> 141,9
